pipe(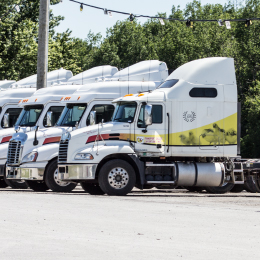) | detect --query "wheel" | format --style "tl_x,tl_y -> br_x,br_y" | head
4,172 -> 28,189
0,178 -> 8,188
98,159 -> 136,196
230,184 -> 245,193
26,180 -> 49,192
80,182 -> 105,195
205,182 -> 234,194
244,175 -> 260,193
183,186 -> 204,192
45,159 -> 77,192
